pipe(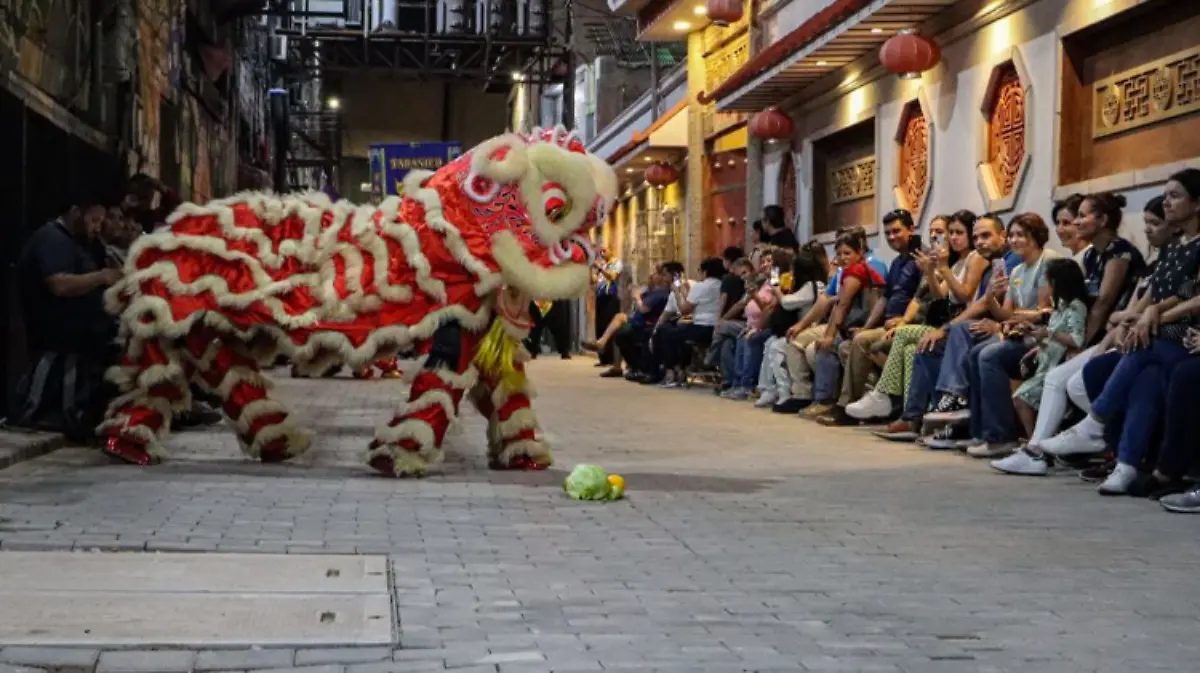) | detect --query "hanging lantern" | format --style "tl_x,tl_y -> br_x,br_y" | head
879,29 -> 941,80
748,107 -> 794,142
706,0 -> 743,27
644,162 -> 678,188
